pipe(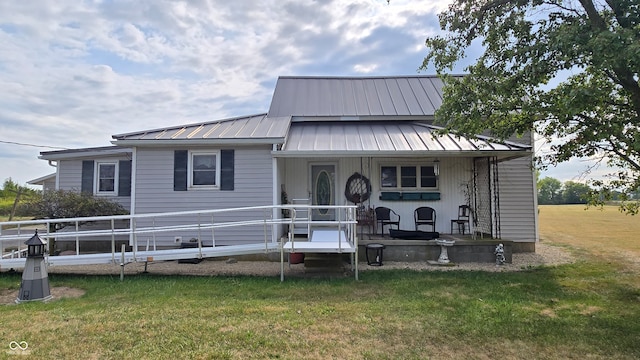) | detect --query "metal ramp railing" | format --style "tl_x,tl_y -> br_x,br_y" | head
1,204 -> 358,281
